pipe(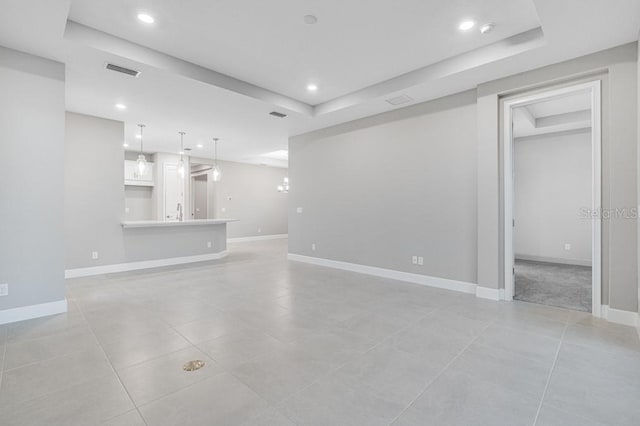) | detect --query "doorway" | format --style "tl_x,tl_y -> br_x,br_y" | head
192,174 -> 208,219
503,81 -> 602,316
